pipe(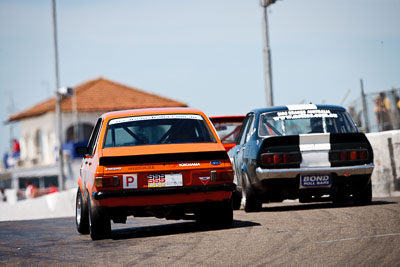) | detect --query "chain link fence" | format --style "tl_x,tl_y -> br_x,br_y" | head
347,87 -> 400,133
